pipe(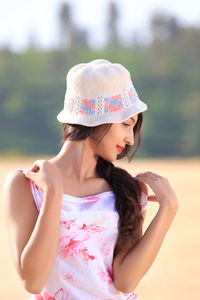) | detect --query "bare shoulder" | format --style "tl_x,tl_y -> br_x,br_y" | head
4,169 -> 28,191
4,169 -> 33,206
3,168 -> 38,217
